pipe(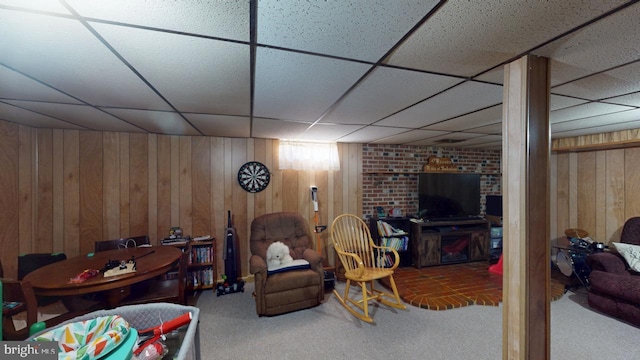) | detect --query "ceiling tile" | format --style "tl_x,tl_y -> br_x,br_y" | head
339,126 -> 418,144
385,0 -> 627,77
3,100 -> 143,132
0,11 -> 172,110
552,61 -> 640,100
0,0 -> 71,15
378,81 -> 502,128
257,0 -> 439,62
550,94 -> 588,111
408,132 -> 484,146
553,119 -> 640,138
425,105 -> 502,131
183,113 -> 250,138
251,118 -> 312,140
92,22 -> 250,114
534,2 -> 640,85
435,134 -> 502,148
605,93 -> 640,107
296,123 -> 363,142
369,128 -> 447,144
474,68 -> 504,85
67,0 -> 250,41
551,108 -> 640,133
471,123 -> 502,135
0,101 -> 83,129
550,102 -> 634,124
320,66 -> 461,125
0,65 -> 82,104
101,108 -> 200,135
253,48 -> 371,121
